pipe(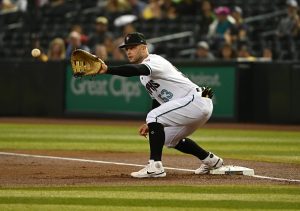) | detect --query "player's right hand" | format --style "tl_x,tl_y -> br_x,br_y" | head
98,62 -> 108,74
139,123 -> 149,139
